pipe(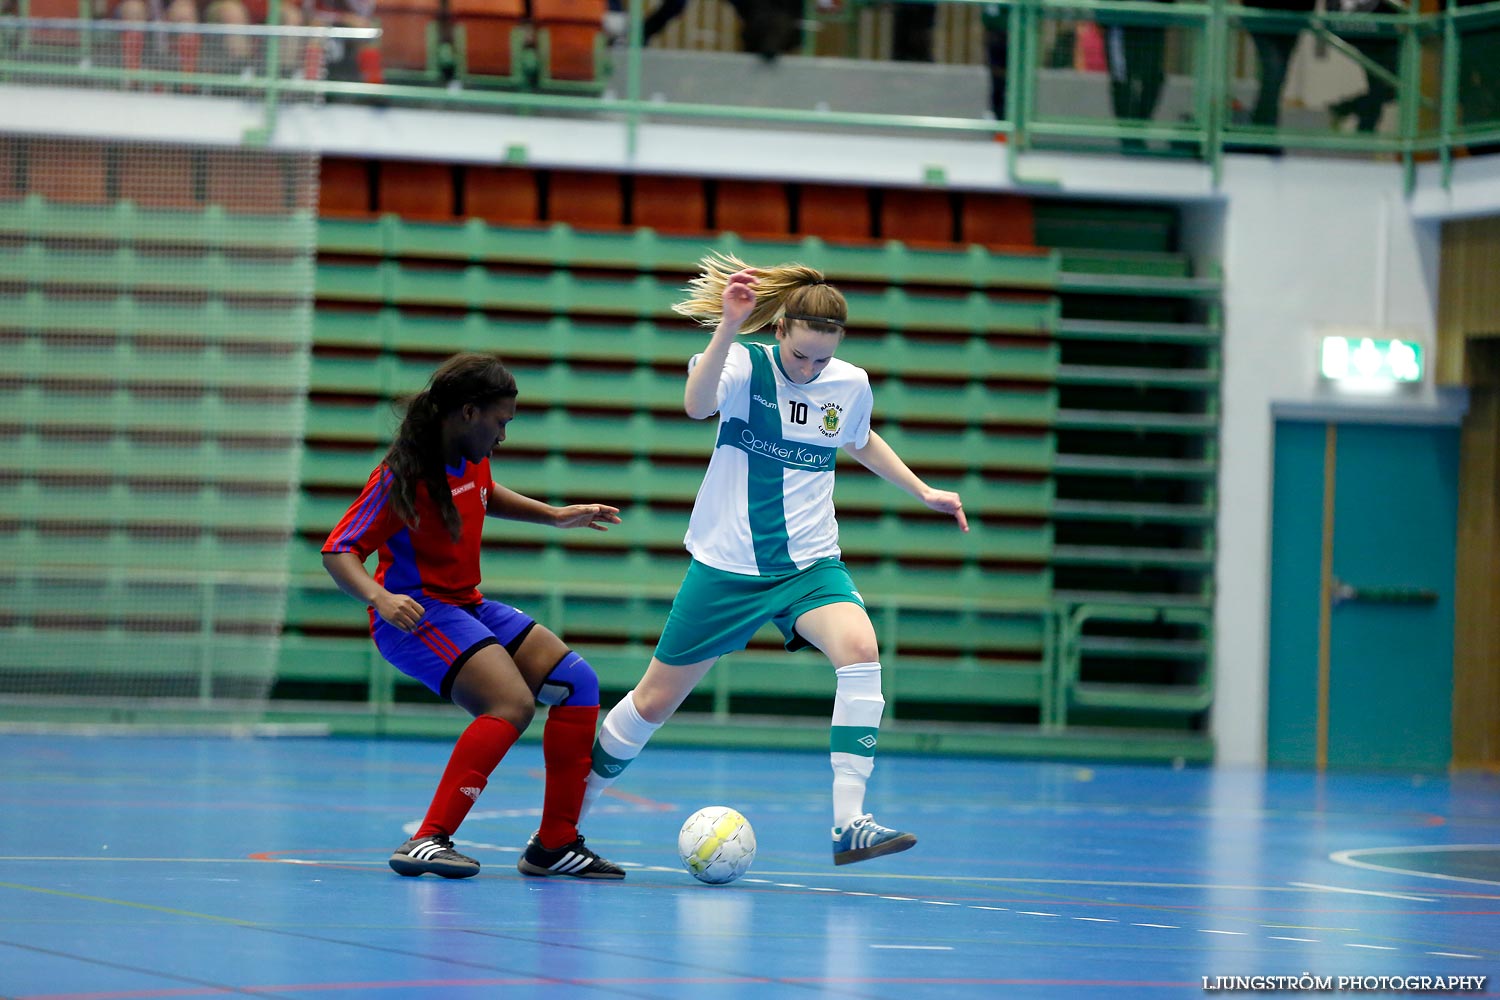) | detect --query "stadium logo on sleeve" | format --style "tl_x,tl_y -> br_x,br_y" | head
819,402 -> 844,438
